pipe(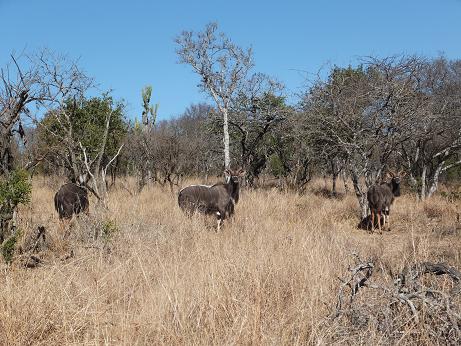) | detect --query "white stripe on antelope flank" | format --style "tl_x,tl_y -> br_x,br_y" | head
178,184 -> 211,194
